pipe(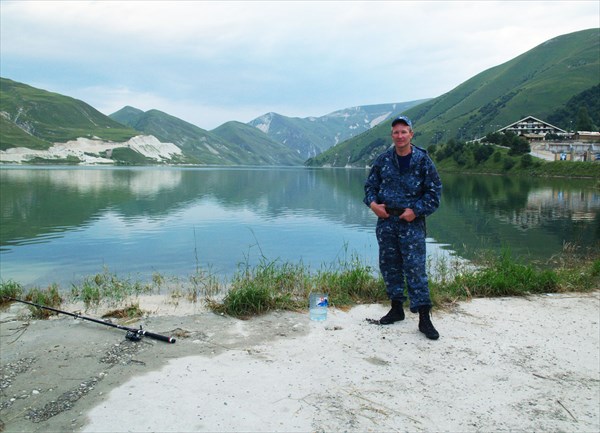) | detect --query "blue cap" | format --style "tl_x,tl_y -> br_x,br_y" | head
391,115 -> 413,129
